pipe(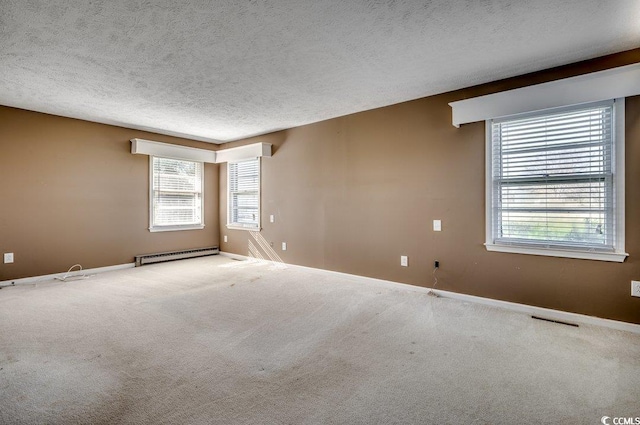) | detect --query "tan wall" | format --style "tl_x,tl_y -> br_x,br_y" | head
220,48 -> 640,324
0,107 -> 219,280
